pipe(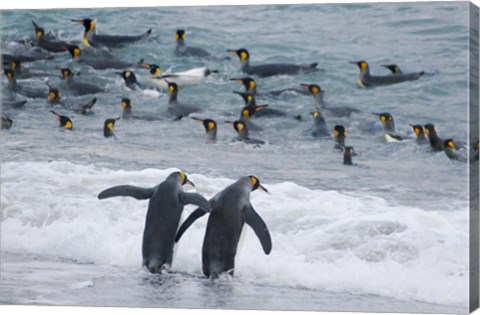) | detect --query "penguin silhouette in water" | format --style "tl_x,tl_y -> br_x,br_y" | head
60,68 -> 104,96
175,175 -> 271,279
342,146 -> 357,166
227,48 -> 318,77
98,171 -> 211,274
47,84 -> 97,115
192,117 -> 217,142
310,111 -> 329,138
373,112 -> 406,142
443,139 -> 468,162
424,123 -> 444,151
104,117 -> 120,138
350,61 -> 424,88
409,124 -> 429,145
226,120 -> 265,145
301,84 -> 360,117
72,18 -> 151,48
50,111 -> 73,130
